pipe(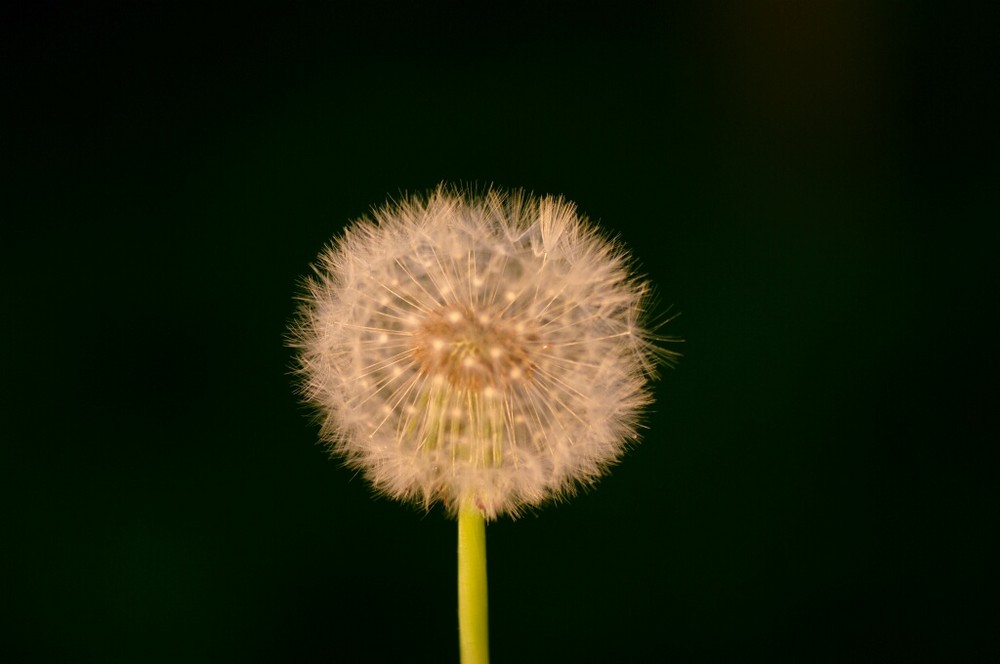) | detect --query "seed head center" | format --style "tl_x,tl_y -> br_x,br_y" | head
413,306 -> 535,391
